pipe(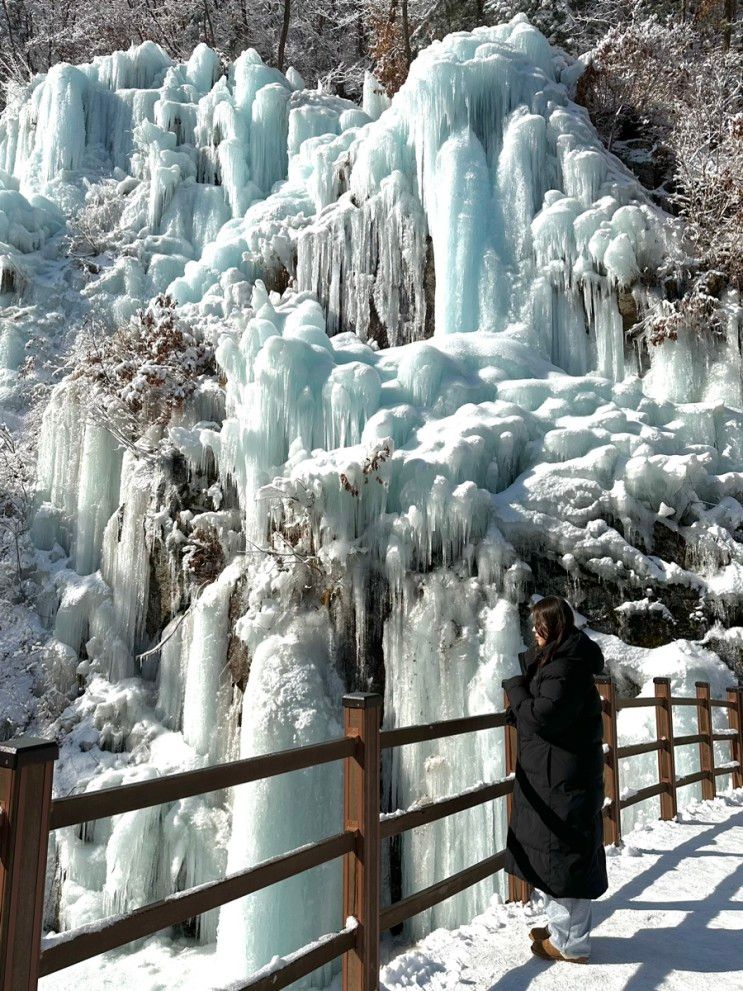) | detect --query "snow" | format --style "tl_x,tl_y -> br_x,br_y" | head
615,598 -> 675,624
